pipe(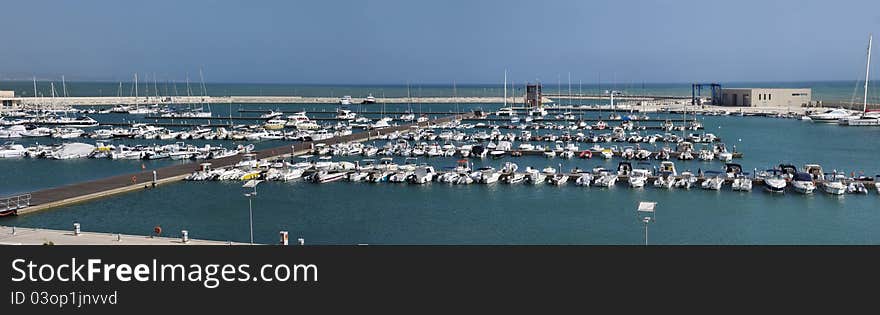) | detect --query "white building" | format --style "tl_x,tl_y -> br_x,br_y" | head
719,88 -> 811,107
